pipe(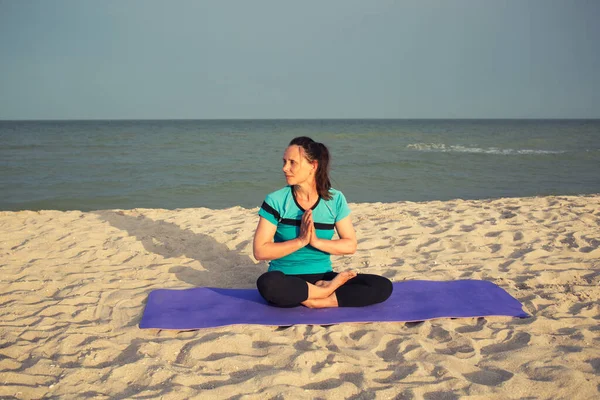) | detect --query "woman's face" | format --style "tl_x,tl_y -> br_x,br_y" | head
282,145 -> 316,186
